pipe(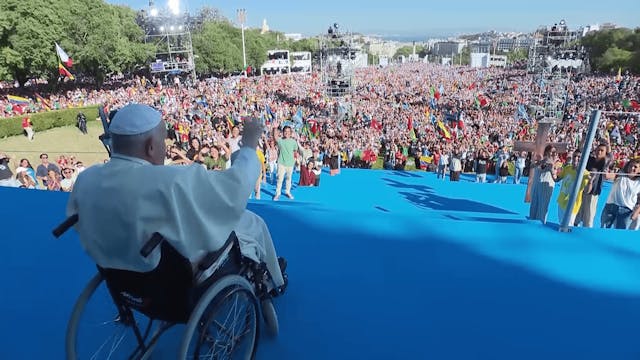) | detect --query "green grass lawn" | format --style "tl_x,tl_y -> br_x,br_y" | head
0,120 -> 108,170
